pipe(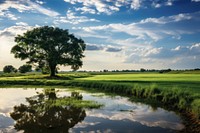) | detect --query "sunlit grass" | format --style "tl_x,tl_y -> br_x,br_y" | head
80,73 -> 200,82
